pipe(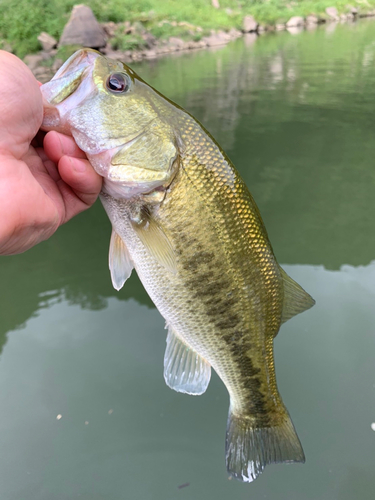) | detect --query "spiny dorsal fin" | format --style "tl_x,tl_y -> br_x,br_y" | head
109,229 -> 134,291
280,266 -> 315,325
164,325 -> 211,395
131,210 -> 177,274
